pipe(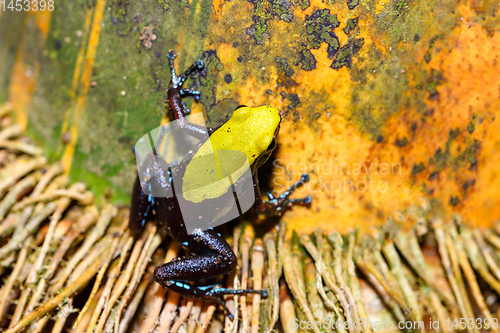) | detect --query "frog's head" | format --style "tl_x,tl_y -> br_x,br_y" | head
205,105 -> 281,170
246,106 -> 281,169
224,105 -> 281,169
